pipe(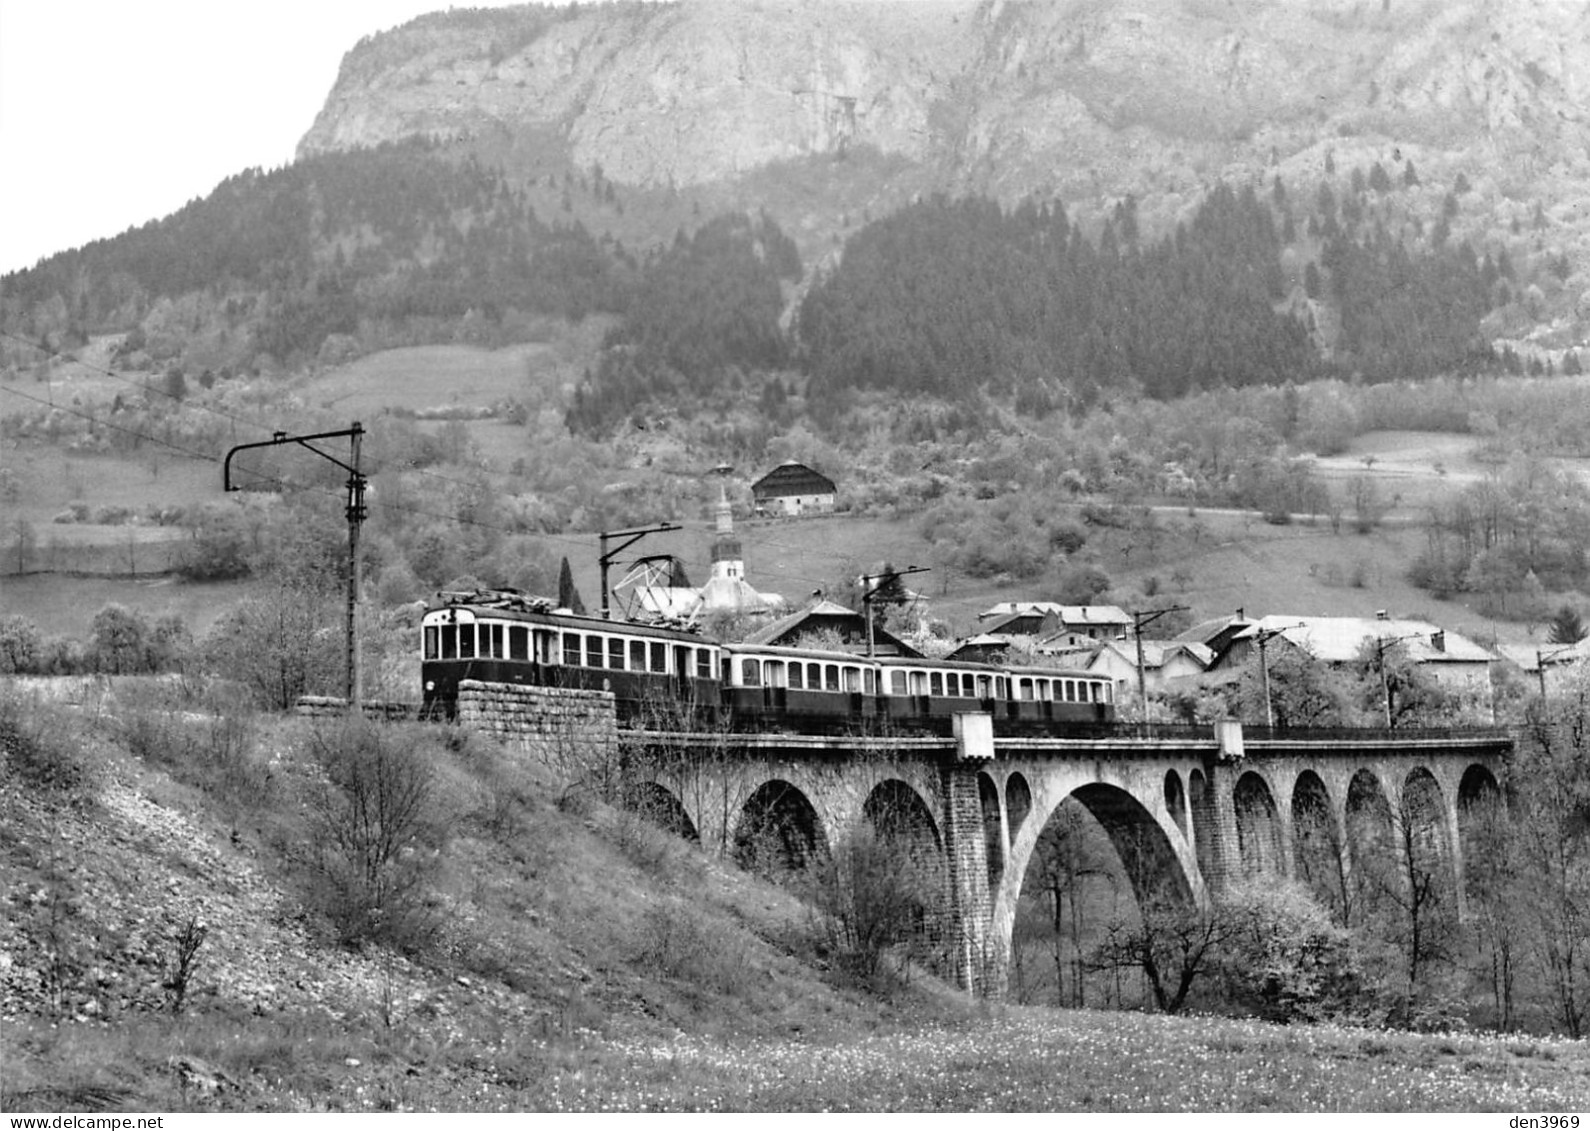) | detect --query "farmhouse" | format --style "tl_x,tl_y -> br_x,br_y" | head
744,598 -> 922,658
975,602 -> 1133,641
1218,614 -> 1497,718
1087,639 -> 1214,700
751,461 -> 836,516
